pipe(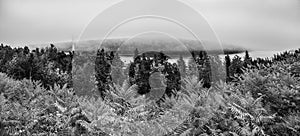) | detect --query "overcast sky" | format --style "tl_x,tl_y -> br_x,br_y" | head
0,0 -> 300,51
